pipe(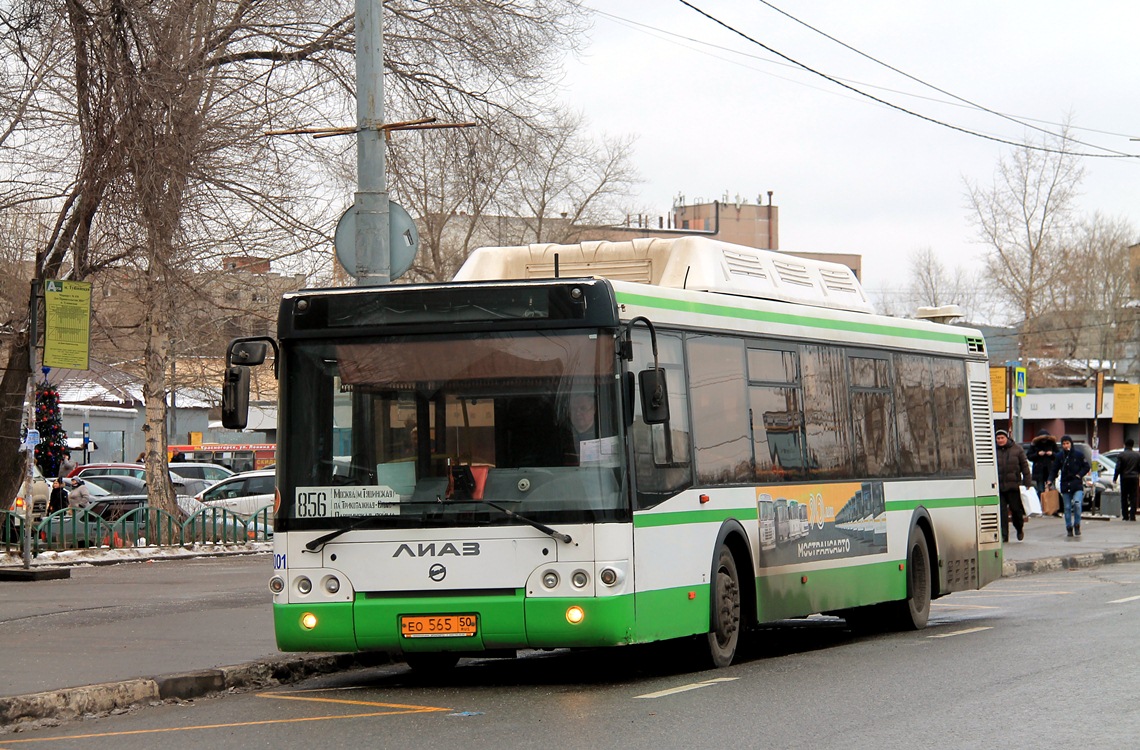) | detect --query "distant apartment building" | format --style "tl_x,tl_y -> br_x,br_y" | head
577,193 -> 862,281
